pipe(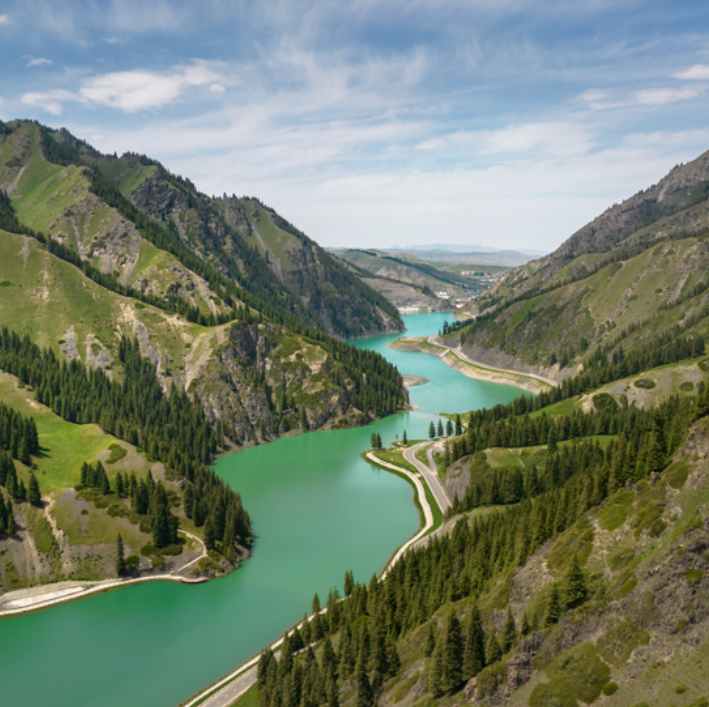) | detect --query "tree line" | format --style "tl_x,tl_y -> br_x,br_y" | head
0,329 -> 251,546
255,381 -> 709,707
